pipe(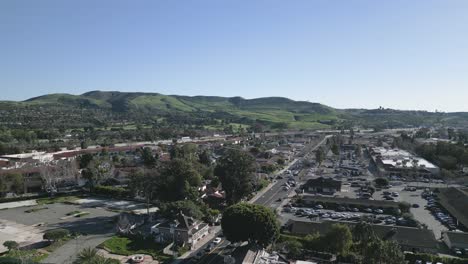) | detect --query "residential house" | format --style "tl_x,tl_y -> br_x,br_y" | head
151,212 -> 209,249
